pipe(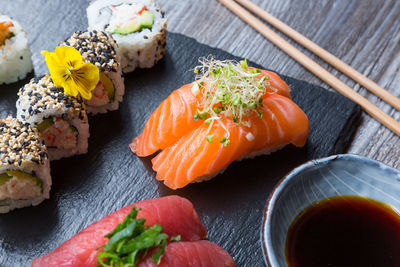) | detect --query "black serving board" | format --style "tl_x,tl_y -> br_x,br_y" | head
0,1 -> 361,266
